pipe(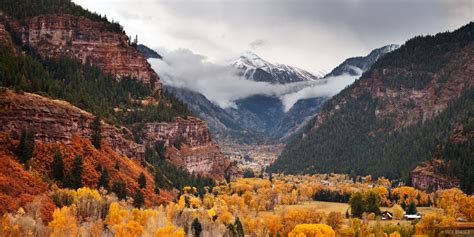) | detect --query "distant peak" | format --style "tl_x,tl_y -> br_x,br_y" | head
240,51 -> 261,59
